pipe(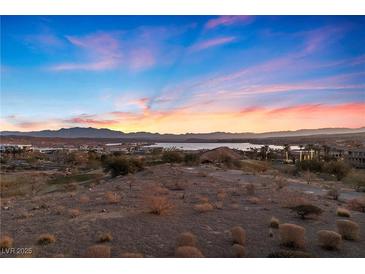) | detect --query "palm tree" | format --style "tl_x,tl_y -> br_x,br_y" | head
283,144 -> 290,162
